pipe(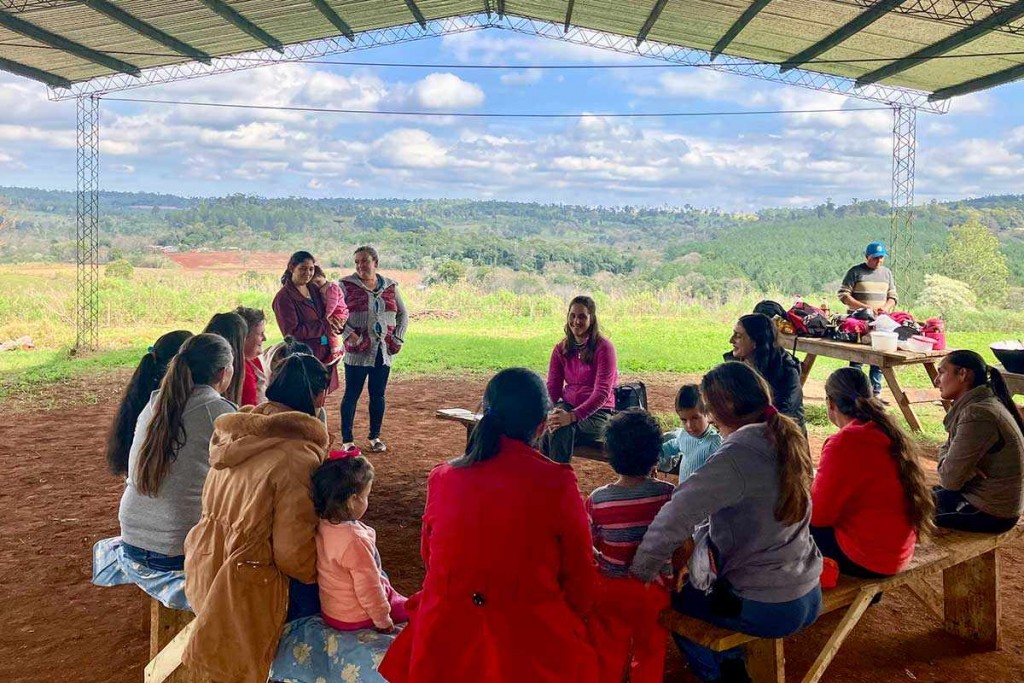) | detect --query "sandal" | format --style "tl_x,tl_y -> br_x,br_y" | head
369,438 -> 387,453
